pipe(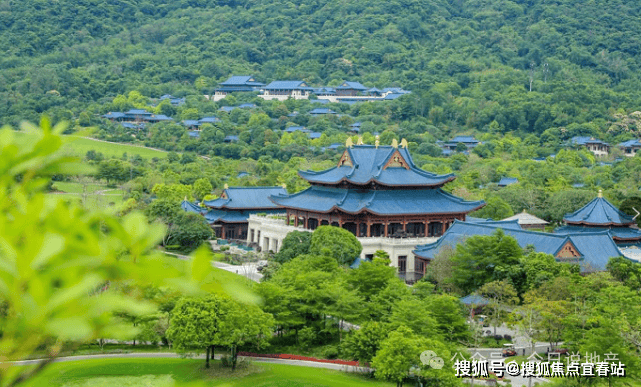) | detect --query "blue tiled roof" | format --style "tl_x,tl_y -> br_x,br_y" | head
183,120 -> 201,127
571,136 -> 608,146
555,225 -> 641,241
309,108 -> 335,115
149,114 -> 173,121
204,186 -> 287,210
618,139 -> 641,147
308,132 -> 322,139
367,87 -> 382,93
449,136 -> 479,144
328,143 -> 342,150
270,186 -> 484,216
181,201 -> 207,215
413,220 -> 624,272
219,106 -> 236,112
383,93 -> 405,100
298,145 -> 457,187
199,116 -> 221,124
563,196 -> 635,226
126,109 -> 151,115
264,81 -> 312,90
350,122 -> 362,128
383,87 -> 411,94
460,294 -> 490,306
188,130 -> 201,138
224,135 -> 239,142
102,112 -> 126,119
285,126 -> 308,133
337,81 -> 368,90
219,75 -> 265,87
498,177 -> 519,186
238,103 -> 257,109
